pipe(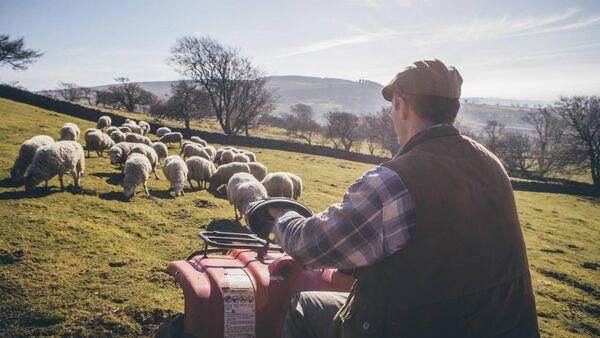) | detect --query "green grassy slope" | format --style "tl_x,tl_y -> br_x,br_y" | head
0,98 -> 598,336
